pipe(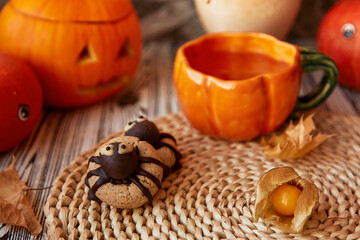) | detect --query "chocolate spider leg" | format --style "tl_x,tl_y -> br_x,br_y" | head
134,146 -> 140,155
85,172 -> 100,201
88,155 -> 100,166
128,175 -> 154,202
139,156 -> 170,179
159,132 -> 182,160
158,141 -> 182,159
158,141 -> 182,170
136,168 -> 162,189
159,133 -> 177,144
85,177 -> 100,201
86,167 -> 111,201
